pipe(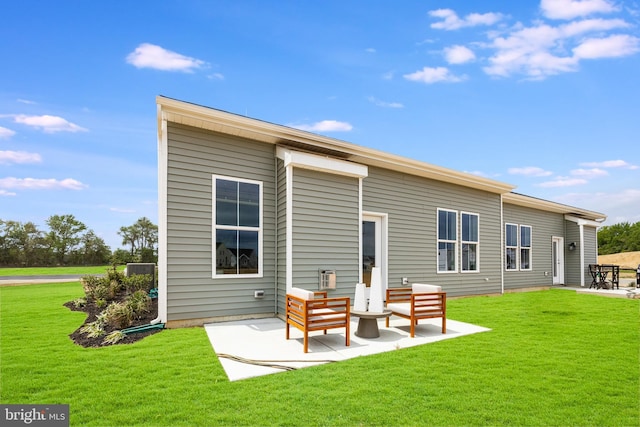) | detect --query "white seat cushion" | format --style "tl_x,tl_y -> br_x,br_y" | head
386,302 -> 411,316
412,283 -> 441,294
288,287 -> 315,300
